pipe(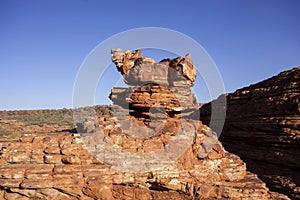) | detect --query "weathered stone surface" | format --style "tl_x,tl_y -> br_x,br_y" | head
125,62 -> 169,86
43,154 -> 62,164
0,126 -> 283,199
200,66 -> 300,199
168,53 -> 196,84
111,48 -> 143,75
0,51 -> 291,200
109,49 -> 198,129
109,85 -> 197,113
111,49 -> 196,86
